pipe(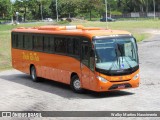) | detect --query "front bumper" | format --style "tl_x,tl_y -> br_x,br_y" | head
94,78 -> 139,92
